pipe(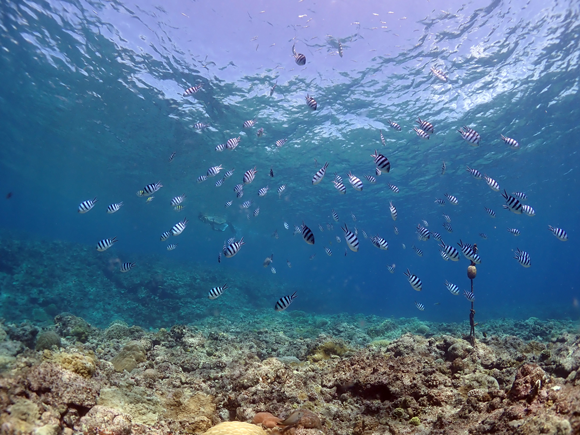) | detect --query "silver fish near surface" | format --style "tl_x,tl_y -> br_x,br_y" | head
404,269 -> 423,291
445,193 -> 458,205
458,126 -> 481,146
107,202 -> 123,214
548,226 -> 568,241
301,223 -> 315,245
485,207 -> 496,218
389,201 -> 397,221
412,245 -> 423,257
466,166 -> 482,179
243,167 -> 258,184
137,182 -> 162,197
96,237 -> 117,252
226,136 -> 241,150
430,66 -> 448,82
243,119 -> 256,128
484,175 -> 500,192
416,117 -> 434,133
342,224 -> 359,252
224,238 -> 245,258
414,127 -> 430,139
501,134 -> 519,149
171,218 -> 188,236
415,301 -> 425,311
312,162 -> 329,185
120,262 -> 135,273
275,138 -> 287,148
445,280 -> 460,295
371,150 -> 391,173
207,165 -> 223,177
333,180 -> 346,194
347,172 -> 363,191
502,190 -> 523,214
184,84 -> 202,95
160,231 -> 171,242
306,94 -> 317,110
167,244 -> 177,251
275,291 -> 297,311
292,43 -> 306,65
208,285 -> 228,300
388,120 -> 401,131
171,195 -> 186,207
